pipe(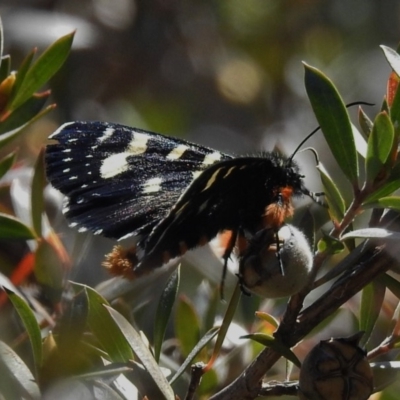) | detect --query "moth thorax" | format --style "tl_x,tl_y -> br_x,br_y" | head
263,186 -> 294,229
